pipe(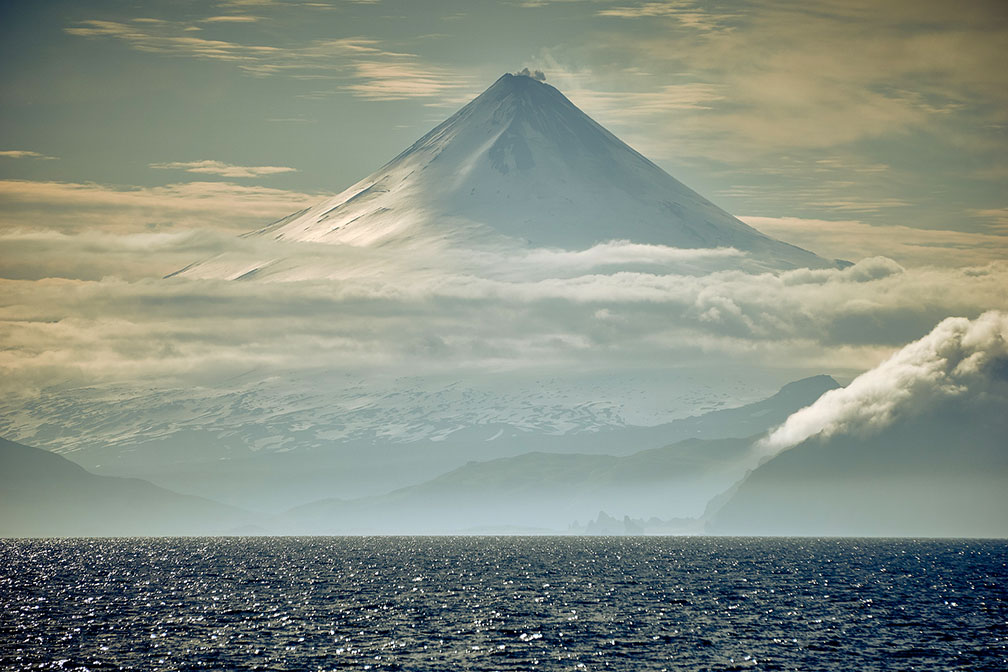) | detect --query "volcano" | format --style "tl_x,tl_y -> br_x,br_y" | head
178,72 -> 838,278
